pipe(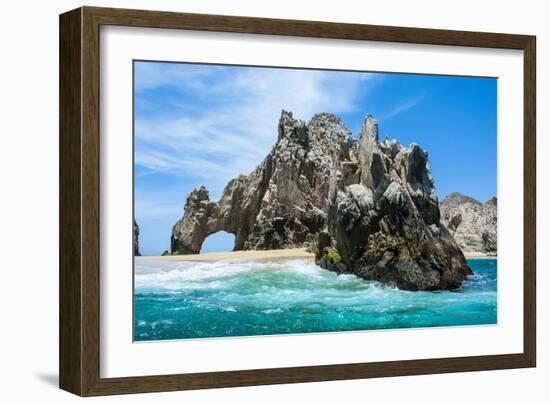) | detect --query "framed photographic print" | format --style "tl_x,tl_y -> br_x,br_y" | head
59,6 -> 536,396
